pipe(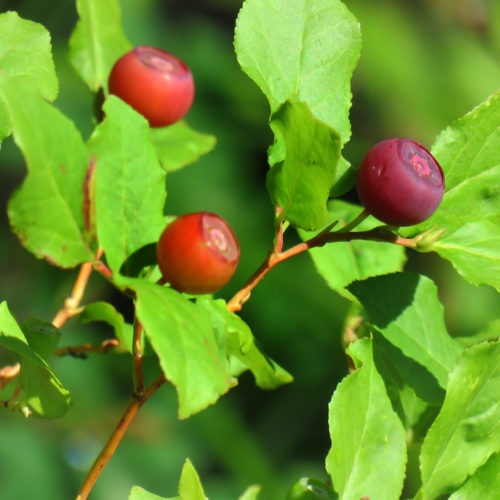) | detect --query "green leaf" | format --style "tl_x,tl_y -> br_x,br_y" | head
69,0 -> 131,91
21,319 -> 61,360
455,319 -> 500,348
418,340 -> 500,499
286,477 -> 336,499
129,485 -> 168,500
329,156 -> 356,198
326,338 -> 407,499
266,100 -> 341,229
348,272 -> 463,389
449,452 -> 500,500
151,123 -> 216,173
0,302 -> 70,418
0,78 -> 94,268
88,96 -> 167,273
79,302 -> 132,353
238,485 -> 261,500
401,91 -> 500,291
197,297 -> 293,389
178,459 -> 207,500
234,0 -> 361,144
300,200 -> 407,300
0,11 -> 58,140
119,278 -> 235,419
373,333 -> 445,407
